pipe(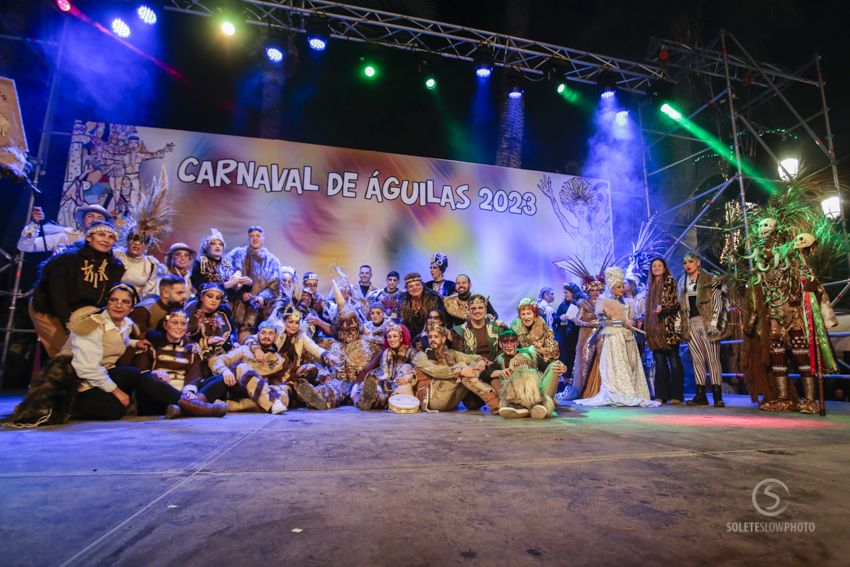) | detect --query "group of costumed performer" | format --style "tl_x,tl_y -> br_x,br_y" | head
737,188 -> 840,415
